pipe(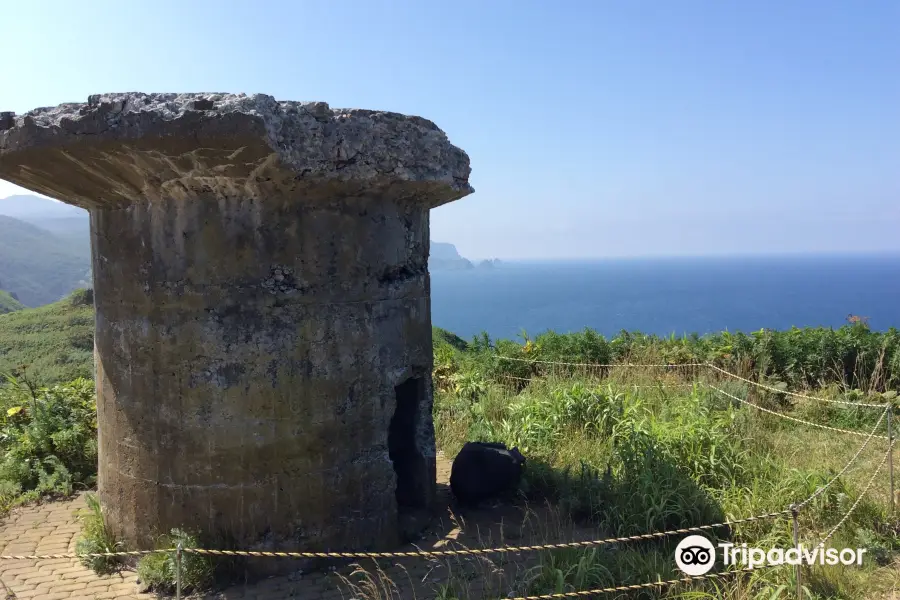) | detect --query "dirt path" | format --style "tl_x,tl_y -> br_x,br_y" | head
0,454 -> 597,600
